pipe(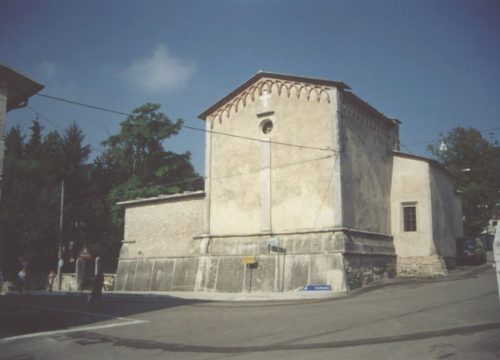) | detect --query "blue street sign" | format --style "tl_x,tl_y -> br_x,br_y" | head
303,284 -> 331,291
